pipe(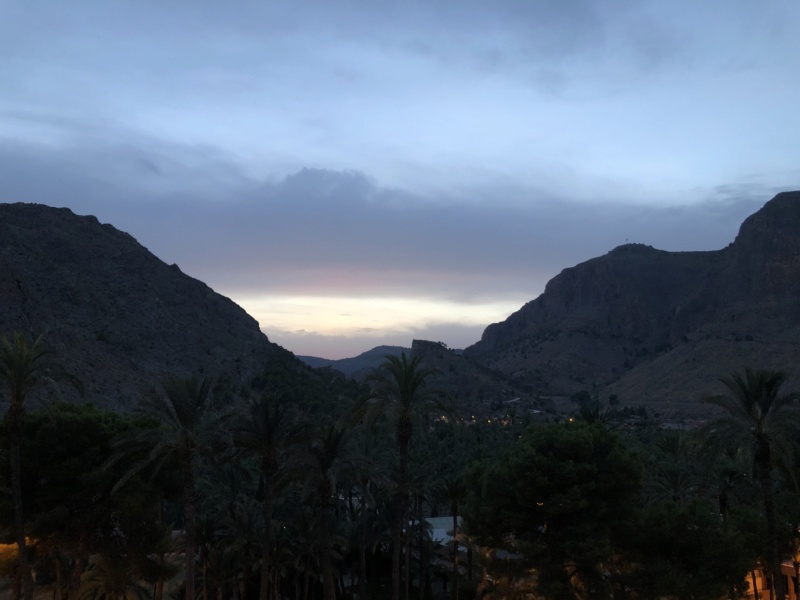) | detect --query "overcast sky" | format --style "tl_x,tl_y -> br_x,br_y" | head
2,1 -> 798,359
